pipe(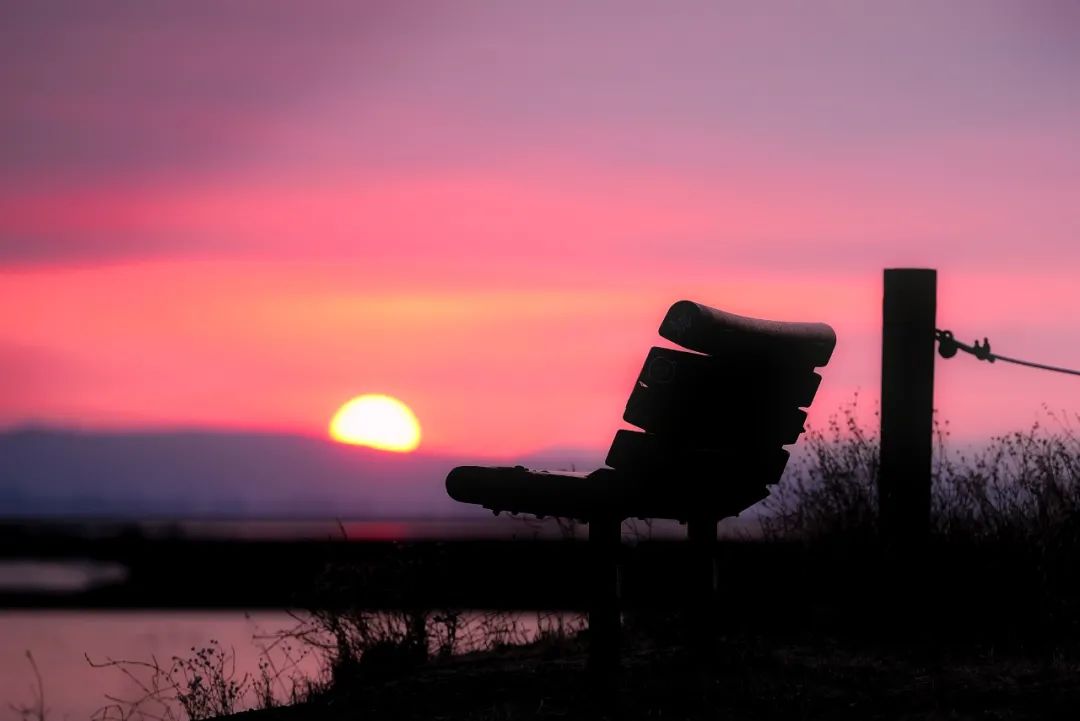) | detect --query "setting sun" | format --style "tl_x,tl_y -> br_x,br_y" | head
329,394 -> 422,452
